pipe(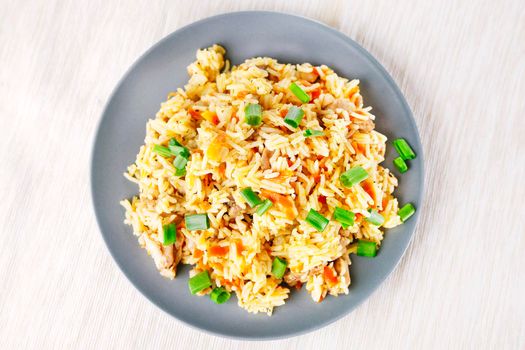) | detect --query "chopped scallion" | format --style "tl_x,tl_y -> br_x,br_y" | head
398,203 -> 416,222
188,271 -> 212,294
271,257 -> 288,279
210,287 -> 231,304
340,166 -> 369,187
244,103 -> 263,126
305,209 -> 329,232
174,168 -> 186,177
256,199 -> 273,215
173,155 -> 188,170
240,187 -> 263,208
304,129 -> 325,137
168,138 -> 190,158
393,138 -> 416,160
366,209 -> 385,226
153,145 -> 173,158
289,82 -> 311,103
393,157 -> 408,173
356,239 -> 377,257
333,207 -> 355,228
185,214 -> 210,230
284,106 -> 304,128
161,223 -> 176,245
